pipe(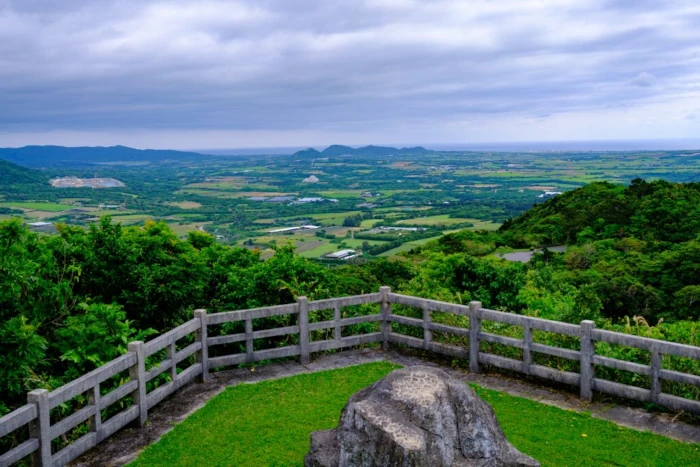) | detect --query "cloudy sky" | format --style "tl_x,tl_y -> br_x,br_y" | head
1,0 -> 699,149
